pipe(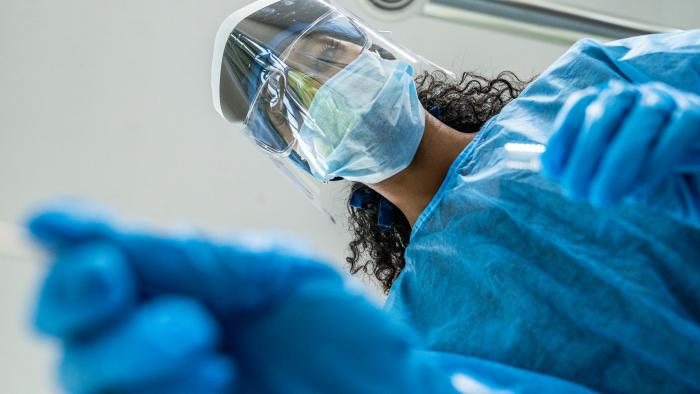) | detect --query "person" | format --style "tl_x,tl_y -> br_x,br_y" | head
29,0 -> 700,392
